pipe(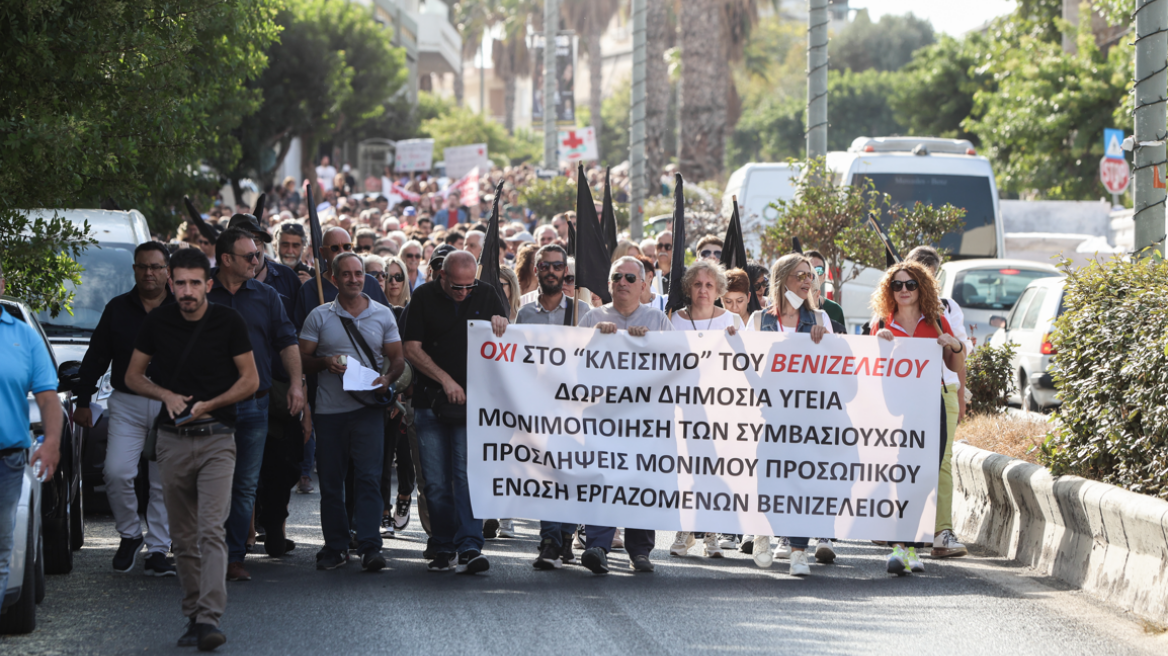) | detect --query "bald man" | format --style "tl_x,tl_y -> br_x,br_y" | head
292,227 -> 390,329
